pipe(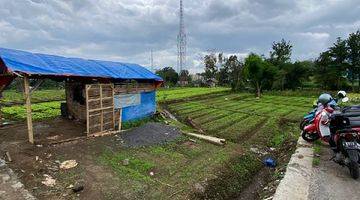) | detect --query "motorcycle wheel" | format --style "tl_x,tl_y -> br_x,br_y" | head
299,119 -> 309,130
301,130 -> 319,142
348,160 -> 359,179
